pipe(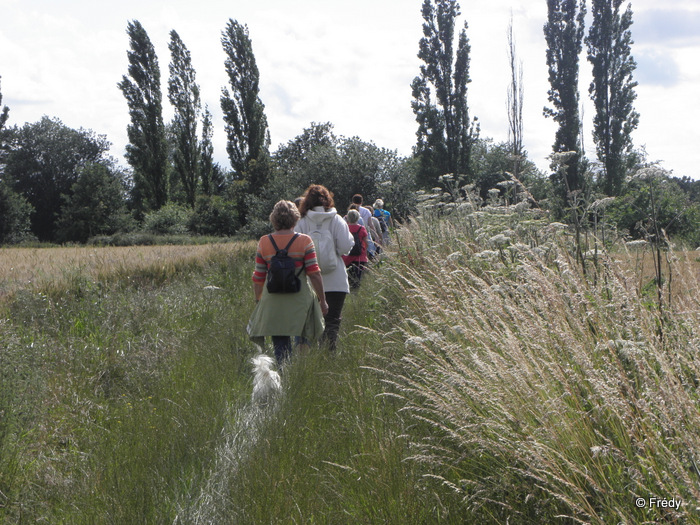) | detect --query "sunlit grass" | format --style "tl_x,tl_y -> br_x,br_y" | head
2,212 -> 699,523
370,208 -> 700,523
0,242 -> 255,301
0,242 -> 255,523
